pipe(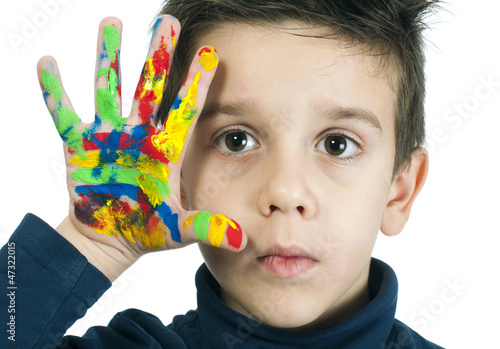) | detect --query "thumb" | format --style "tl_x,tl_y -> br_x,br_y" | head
178,210 -> 247,252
